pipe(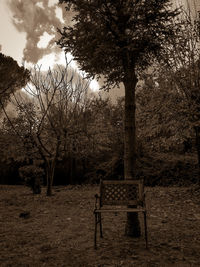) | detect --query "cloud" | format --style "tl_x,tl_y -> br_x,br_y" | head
6,0 -> 100,92
37,32 -> 55,49
0,45 -> 2,51
7,0 -> 72,64
48,0 -> 58,7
